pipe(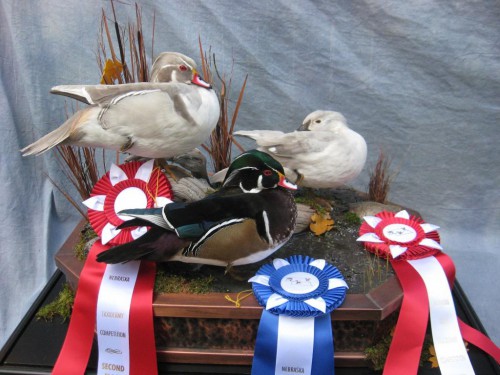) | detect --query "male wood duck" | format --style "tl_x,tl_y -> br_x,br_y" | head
21,52 -> 220,159
96,150 -> 298,270
235,110 -> 367,189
